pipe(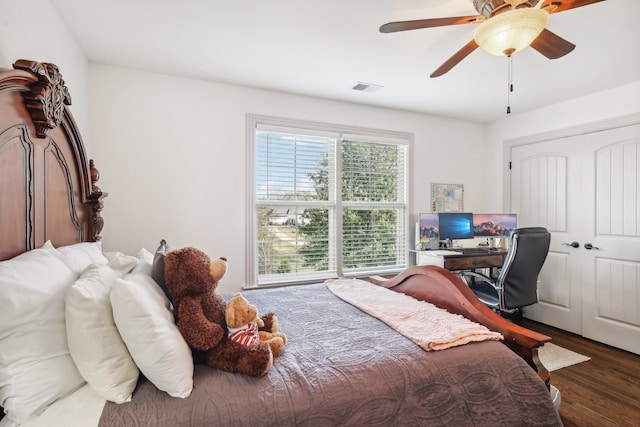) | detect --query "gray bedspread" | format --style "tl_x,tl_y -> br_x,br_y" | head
99,283 -> 561,426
